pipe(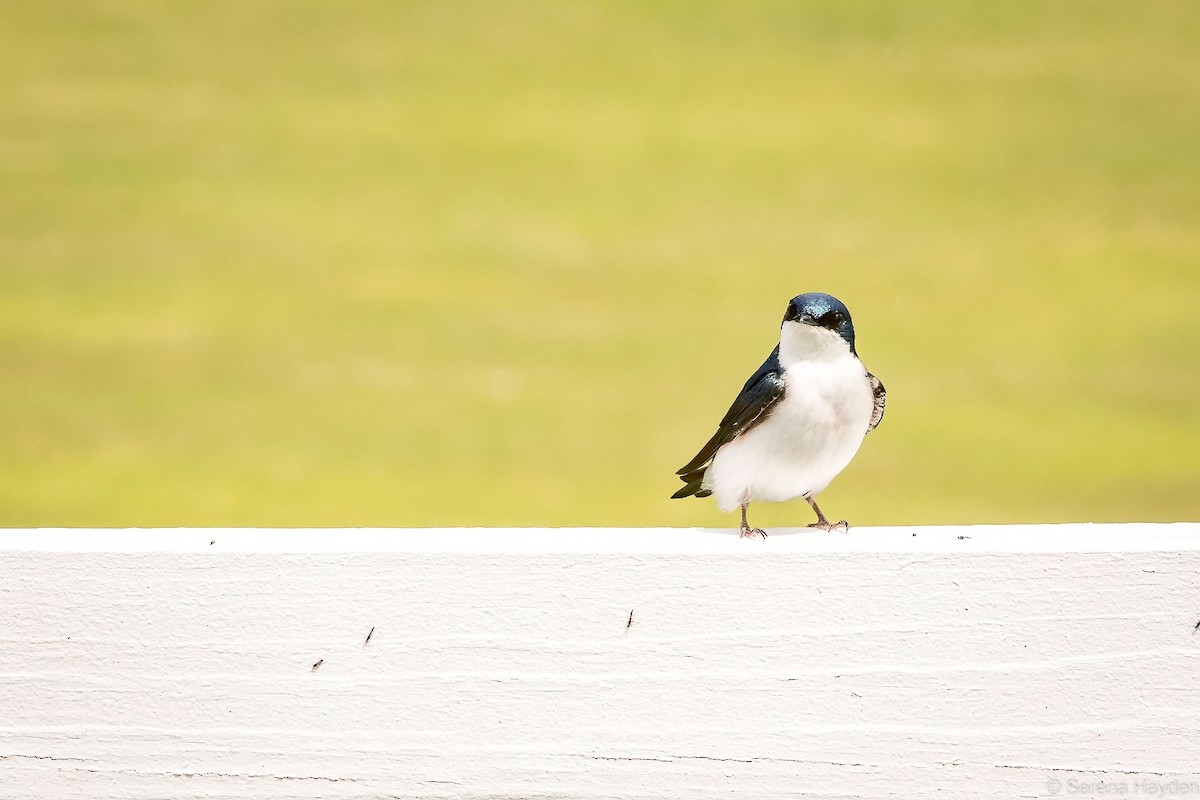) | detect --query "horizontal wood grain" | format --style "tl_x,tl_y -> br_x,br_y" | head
1,525 -> 1198,799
